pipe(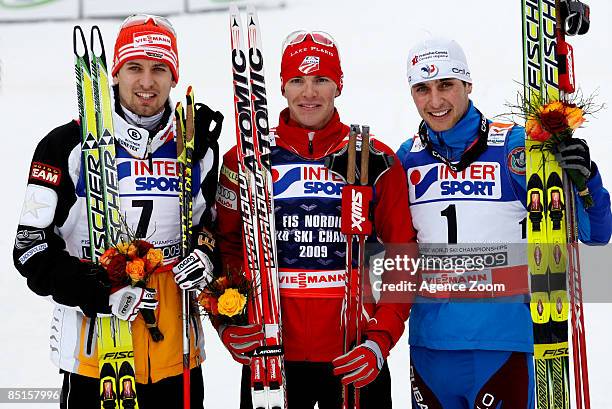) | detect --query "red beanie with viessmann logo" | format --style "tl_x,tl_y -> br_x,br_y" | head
112,19 -> 179,82
280,35 -> 343,95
